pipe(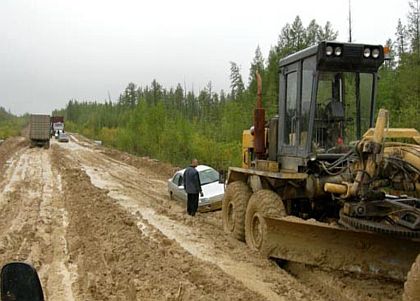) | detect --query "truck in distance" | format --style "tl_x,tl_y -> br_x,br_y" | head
50,116 -> 64,138
29,114 -> 50,149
